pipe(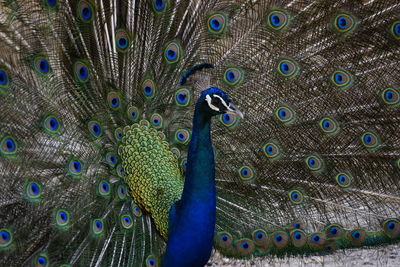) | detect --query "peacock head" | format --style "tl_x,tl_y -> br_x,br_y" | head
200,87 -> 244,119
